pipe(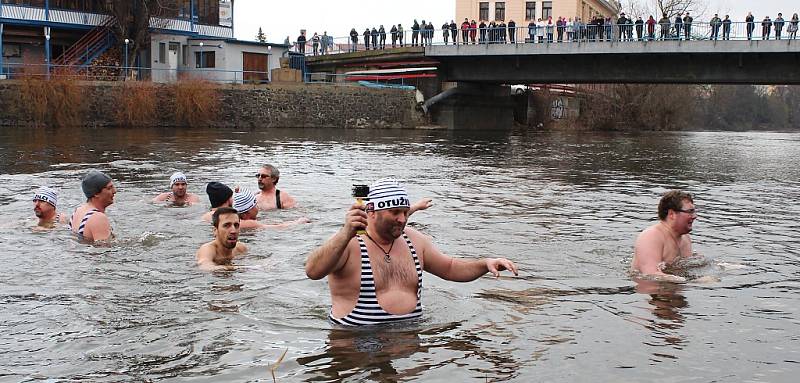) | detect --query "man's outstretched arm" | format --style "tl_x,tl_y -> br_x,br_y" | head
305,203 -> 366,280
